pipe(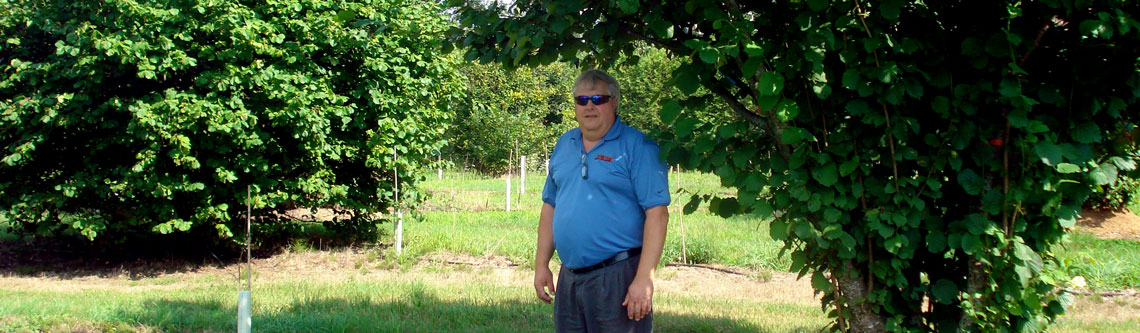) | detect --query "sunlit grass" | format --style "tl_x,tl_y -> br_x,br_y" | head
1057,231 -> 1140,290
0,268 -> 828,332
2,170 -> 1138,331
